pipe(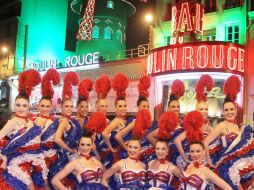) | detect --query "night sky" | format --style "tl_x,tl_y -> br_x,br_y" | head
126,0 -> 156,49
